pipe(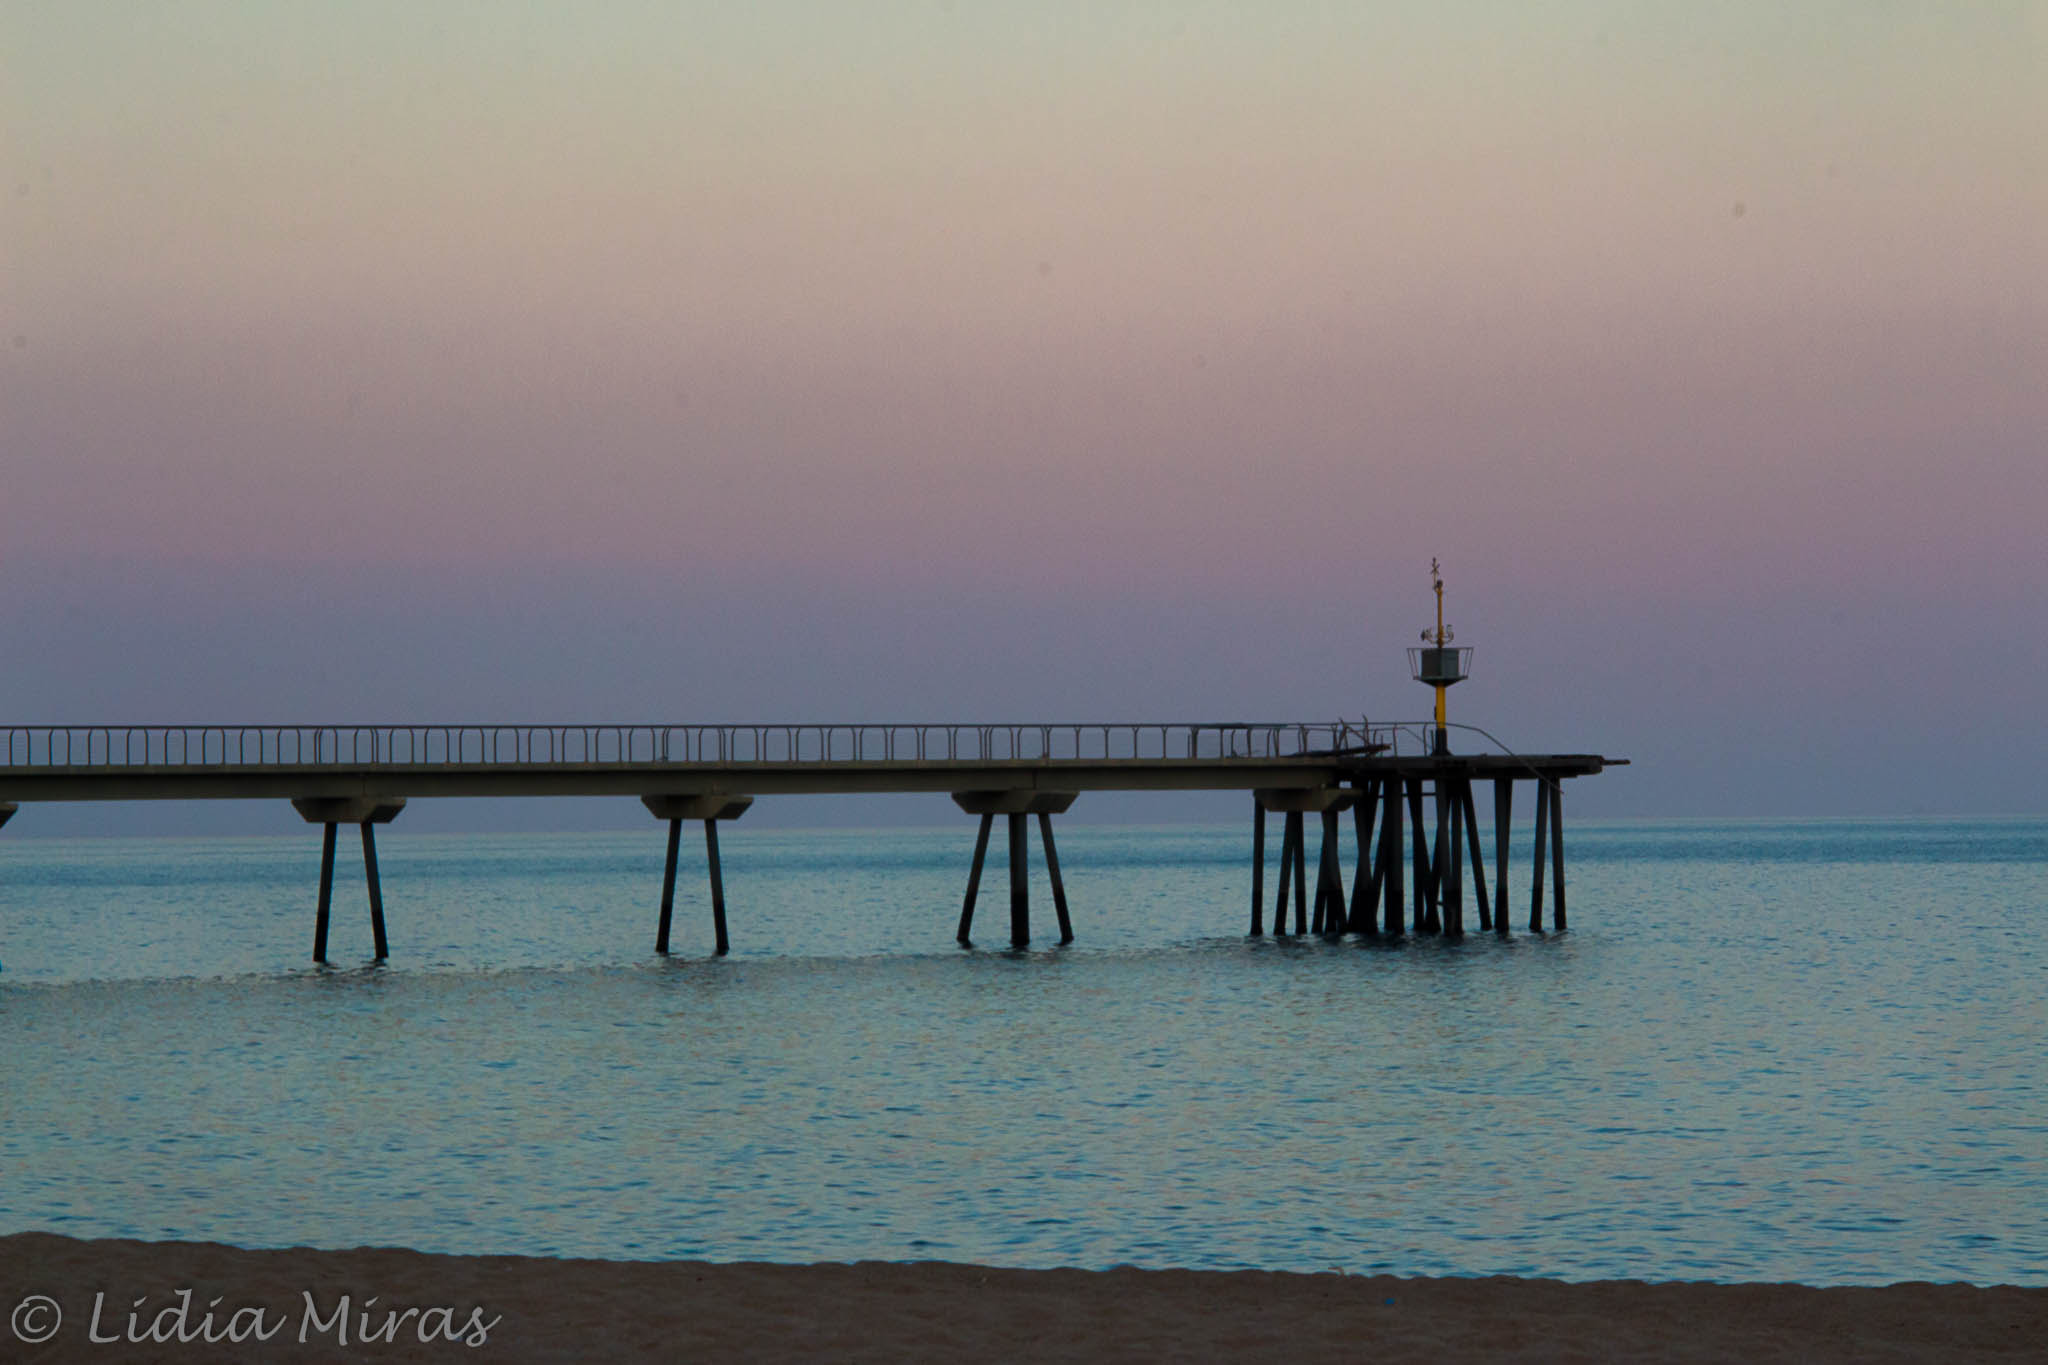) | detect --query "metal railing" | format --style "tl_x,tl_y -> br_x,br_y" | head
1362,721 -> 1552,760
0,721 -> 1396,770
